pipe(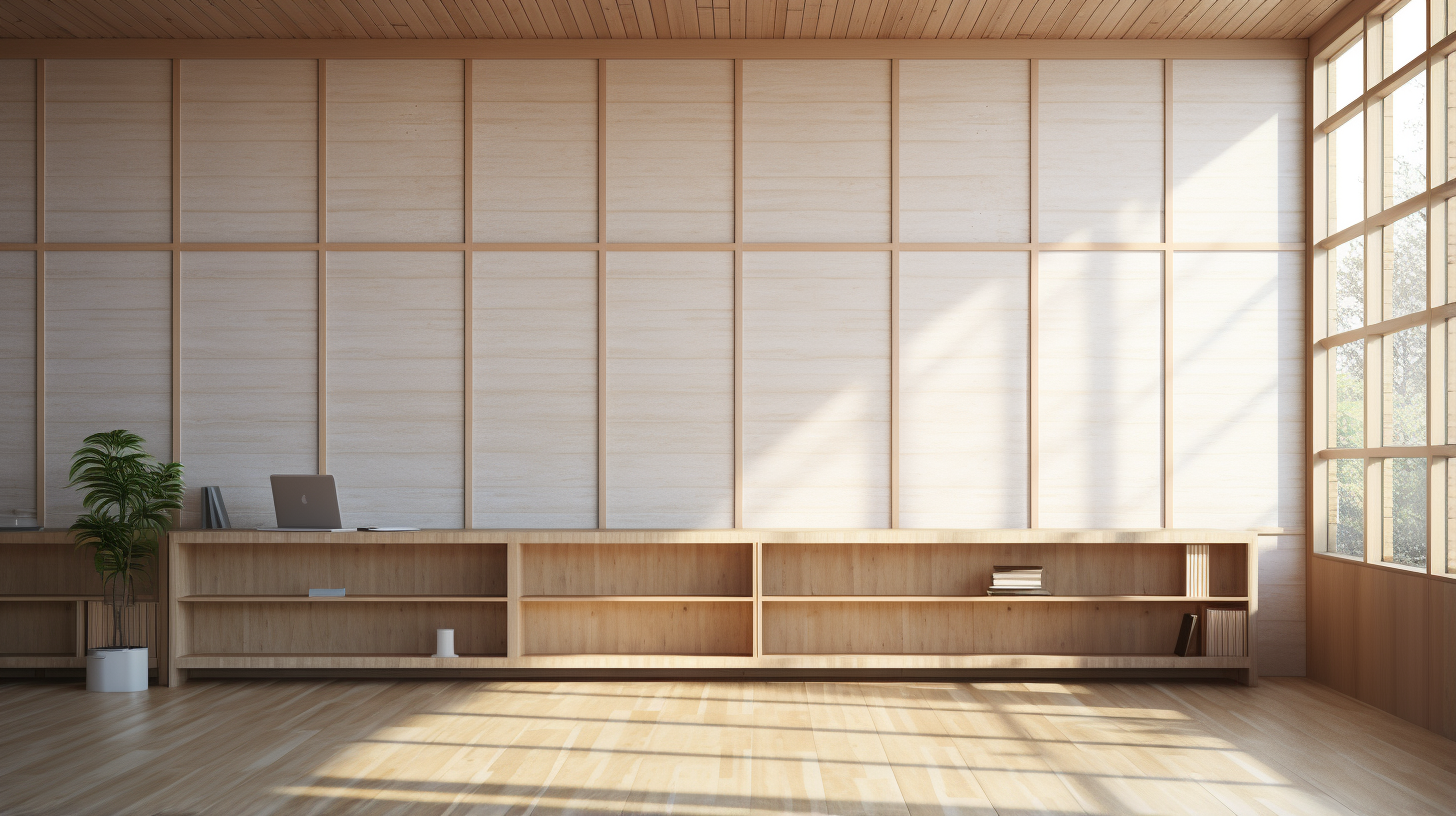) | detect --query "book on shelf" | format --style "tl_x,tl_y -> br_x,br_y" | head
1204,608 -> 1247,656
986,588 -> 1052,596
990,565 -> 1045,593
1173,613 -> 1199,657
